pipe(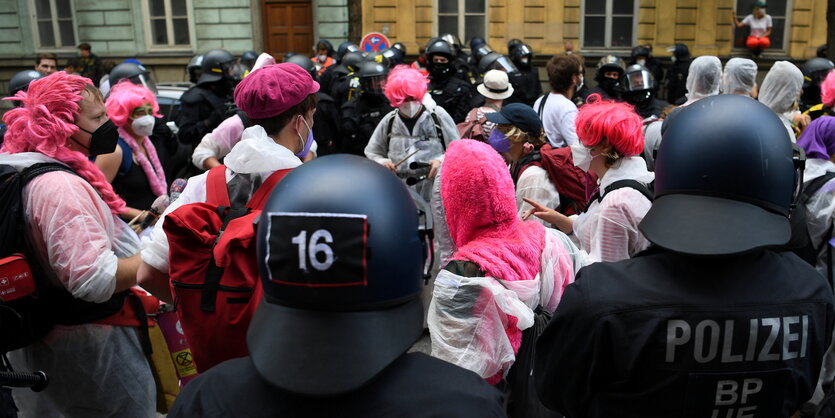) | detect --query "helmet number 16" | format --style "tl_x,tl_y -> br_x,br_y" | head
291,230 -> 335,272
